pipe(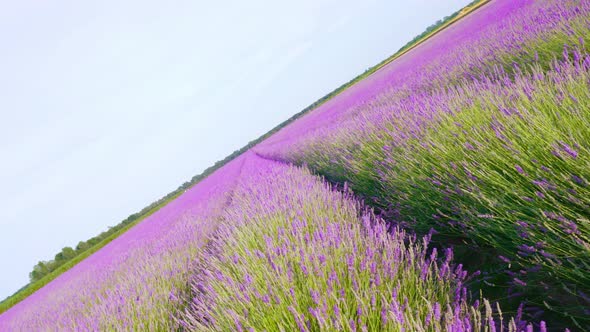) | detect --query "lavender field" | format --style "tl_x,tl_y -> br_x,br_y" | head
1,0 -> 589,331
